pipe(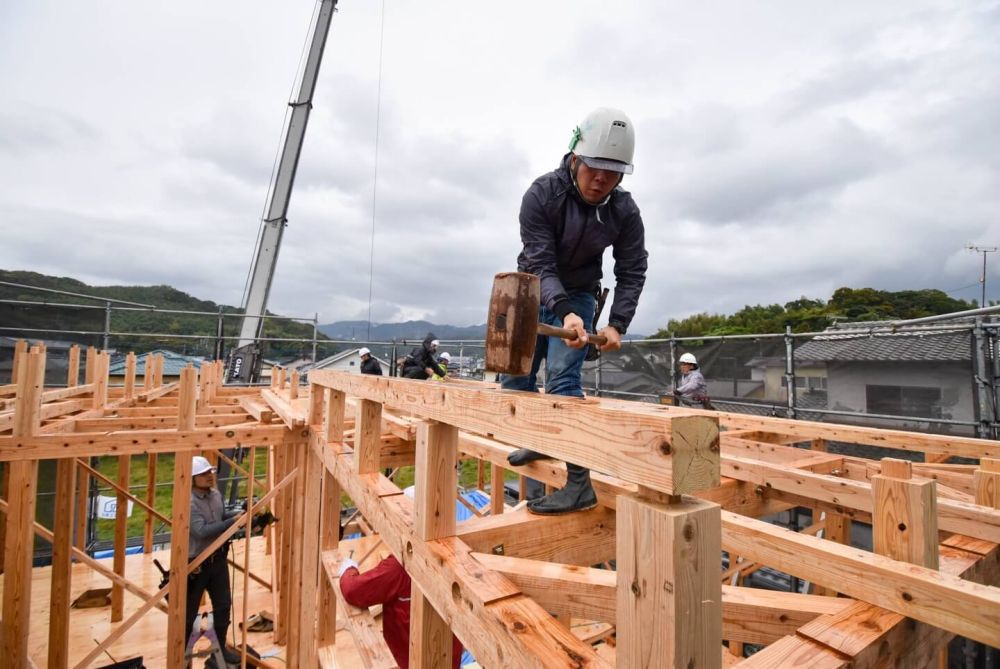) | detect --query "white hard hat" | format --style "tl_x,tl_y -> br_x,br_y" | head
679,353 -> 698,365
440,352 -> 451,361
359,347 -> 371,357
430,339 -> 440,347
569,107 -> 635,174
192,455 -> 215,476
